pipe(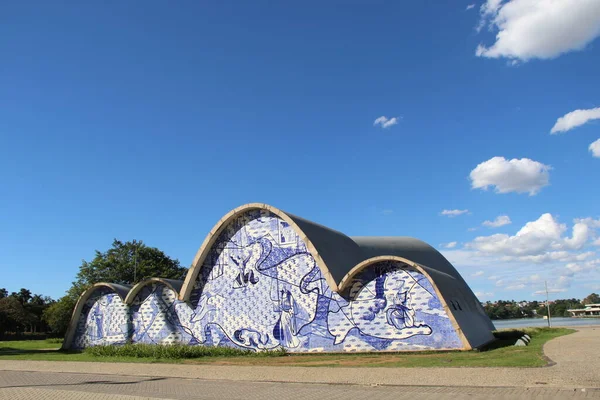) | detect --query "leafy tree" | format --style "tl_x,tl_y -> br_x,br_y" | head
30,294 -> 45,306
0,297 -> 30,335
536,298 -> 583,317
25,294 -> 54,333
44,239 -> 186,335
43,296 -> 76,335
483,300 -> 535,320
483,298 -> 586,320
16,288 -> 32,305
69,239 -> 186,297
0,288 -> 55,335
583,293 -> 600,305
